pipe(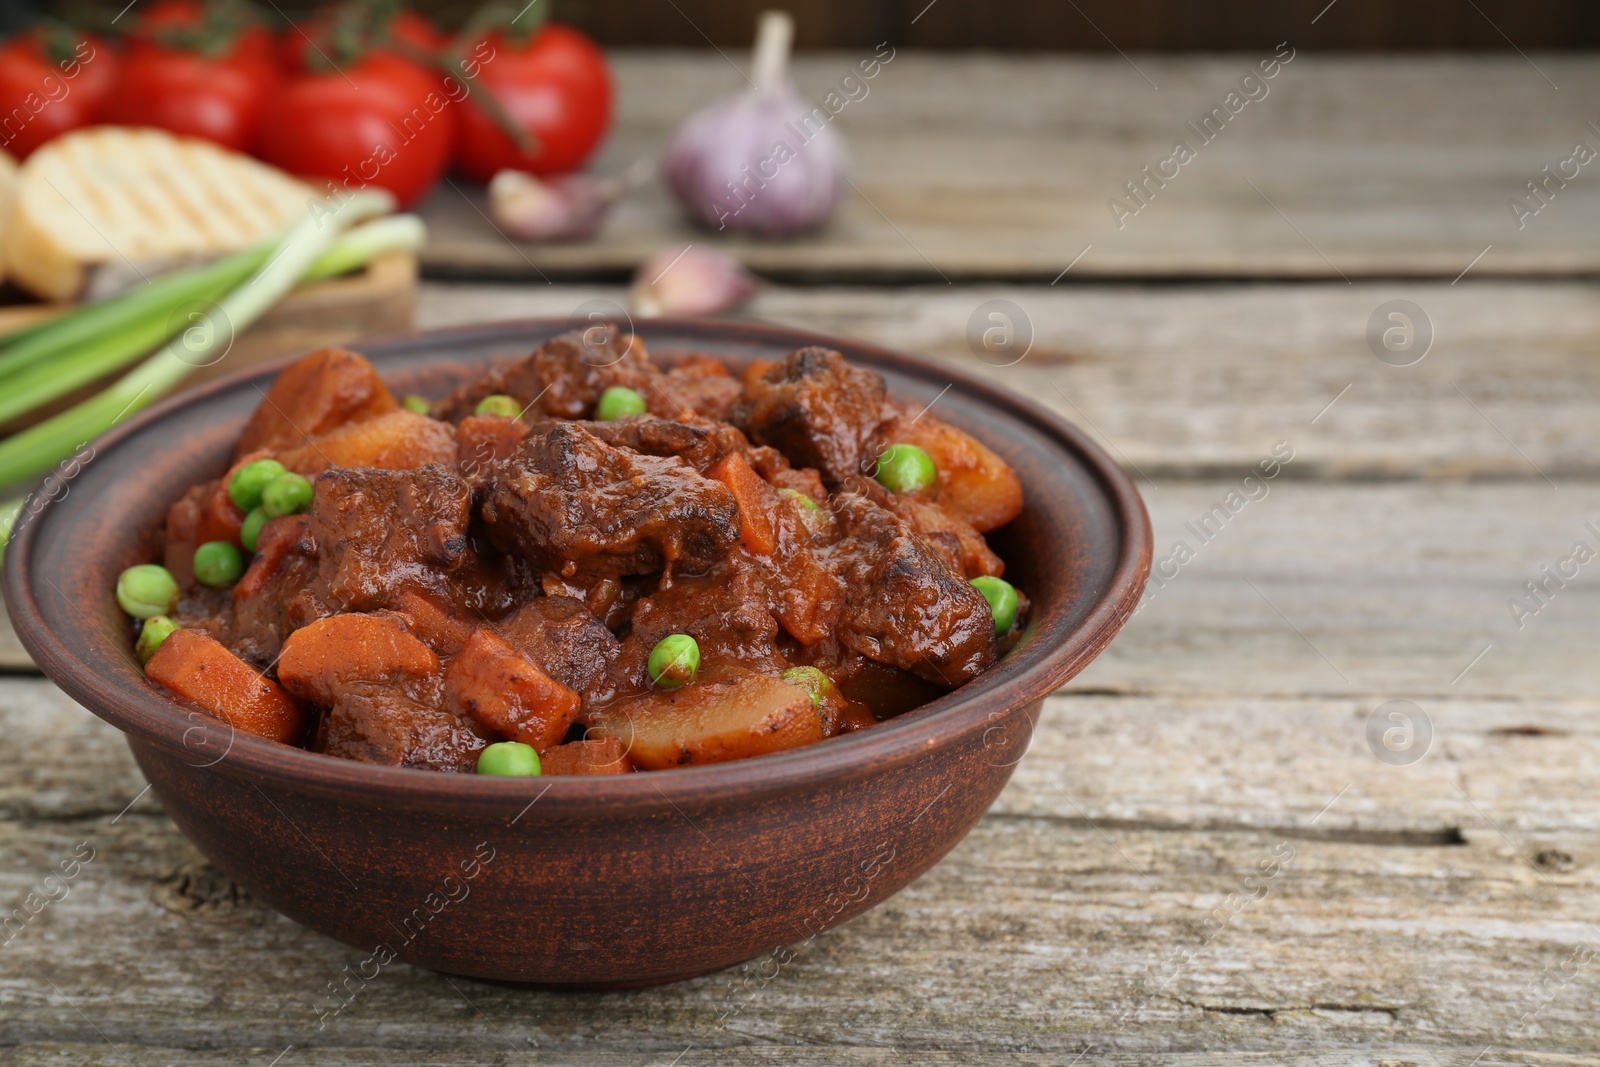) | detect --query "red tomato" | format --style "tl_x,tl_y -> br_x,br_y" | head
127,0 -> 278,67
278,9 -> 444,72
0,30 -> 117,158
256,52 -> 455,207
453,24 -> 611,180
102,47 -> 278,153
